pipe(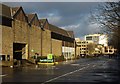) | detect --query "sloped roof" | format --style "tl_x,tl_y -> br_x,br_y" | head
1,3 -> 75,39
49,24 -> 69,37
39,19 -> 75,38
11,7 -> 21,16
11,6 -> 28,23
67,31 -> 74,38
0,3 -> 11,19
39,19 -> 46,24
27,14 -> 40,27
39,19 -> 47,27
27,14 -> 35,23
